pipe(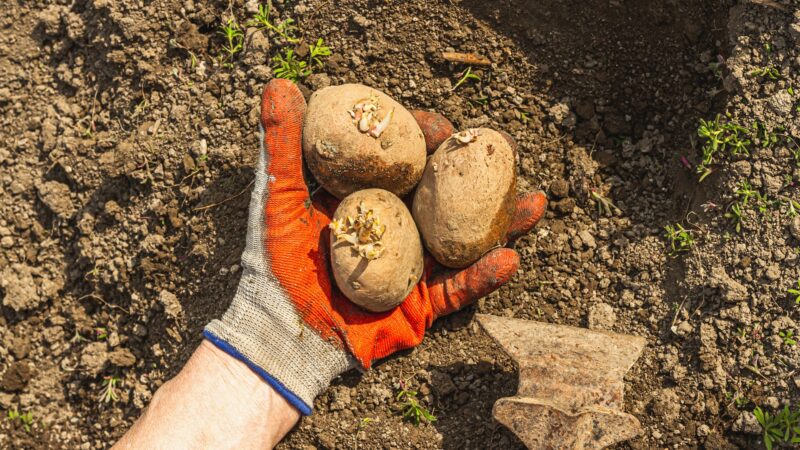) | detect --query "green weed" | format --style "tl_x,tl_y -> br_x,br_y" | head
753,405 -> 800,450
724,202 -> 744,233
663,223 -> 694,256
750,66 -> 781,80
452,67 -> 481,91
308,38 -> 332,69
272,48 -> 309,81
789,279 -> 800,304
695,115 -> 751,181
218,19 -> 244,67
248,1 -> 299,43
396,389 -> 436,425
7,408 -> 34,433
779,330 -> 797,346
98,375 -> 122,404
